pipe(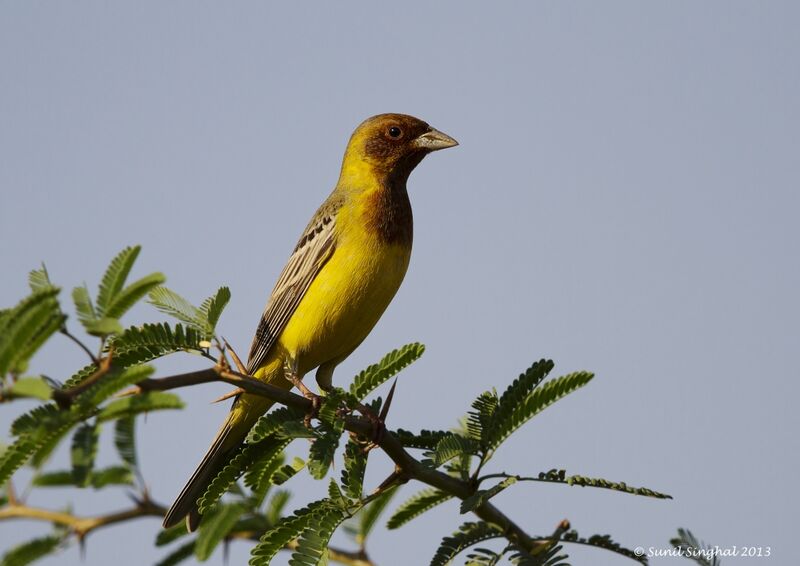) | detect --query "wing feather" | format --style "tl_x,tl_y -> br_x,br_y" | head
246,211 -> 337,374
